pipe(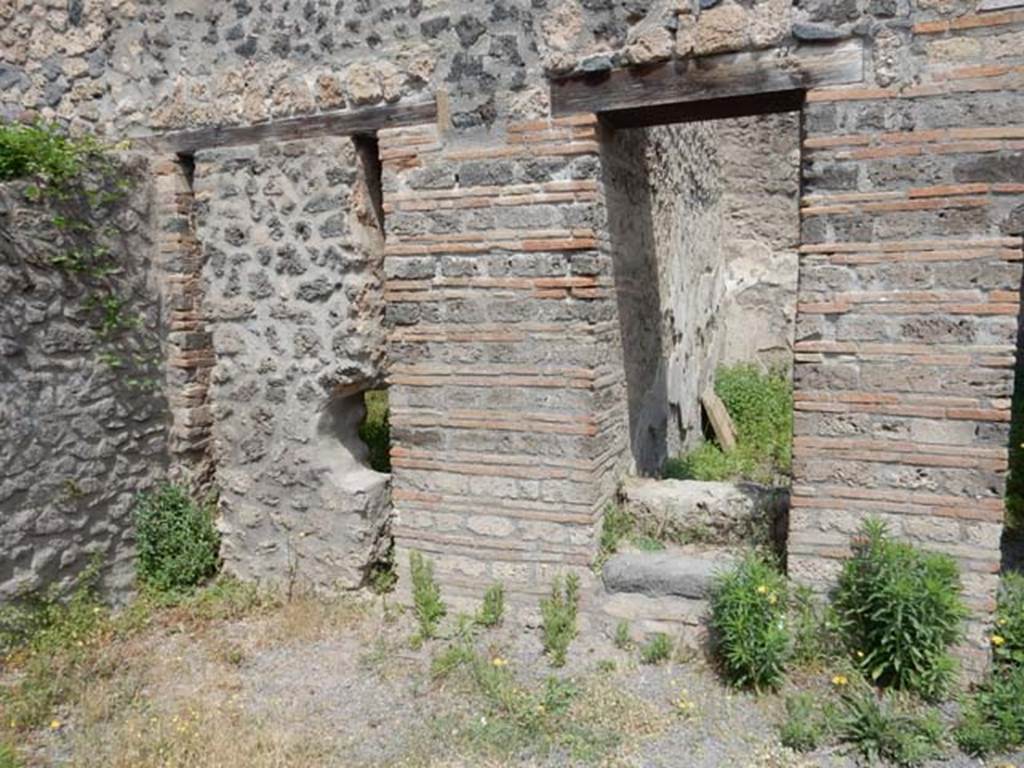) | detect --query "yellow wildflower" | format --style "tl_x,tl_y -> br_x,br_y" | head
756,584 -> 769,595
991,635 -> 1006,647
831,674 -> 848,687
491,656 -> 508,667
997,617 -> 1007,626
50,719 -> 61,730
767,593 -> 778,605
